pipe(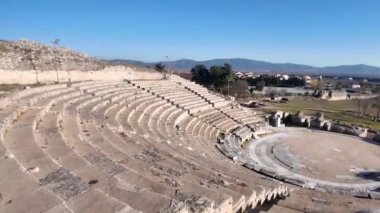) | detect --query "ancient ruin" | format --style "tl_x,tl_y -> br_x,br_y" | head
310,112 -> 331,130
0,41 -> 379,213
269,111 -> 285,127
291,111 -> 311,127
0,40 -> 104,71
